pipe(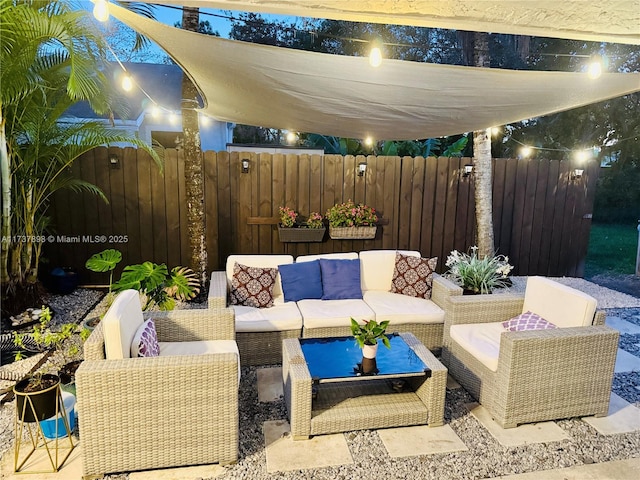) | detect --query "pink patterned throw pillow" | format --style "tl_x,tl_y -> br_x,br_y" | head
502,311 -> 557,332
390,252 -> 438,299
131,319 -> 160,357
229,262 -> 278,308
